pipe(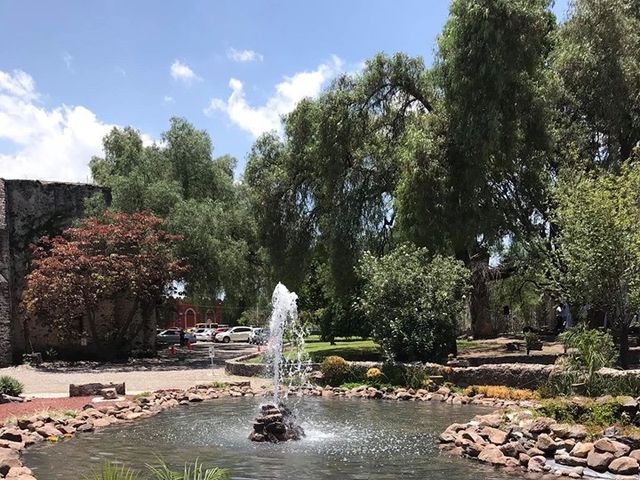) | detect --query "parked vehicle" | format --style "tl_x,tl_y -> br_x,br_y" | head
195,328 -> 214,342
156,329 -> 196,345
211,326 -> 230,341
214,326 -> 253,343
249,328 -> 269,345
